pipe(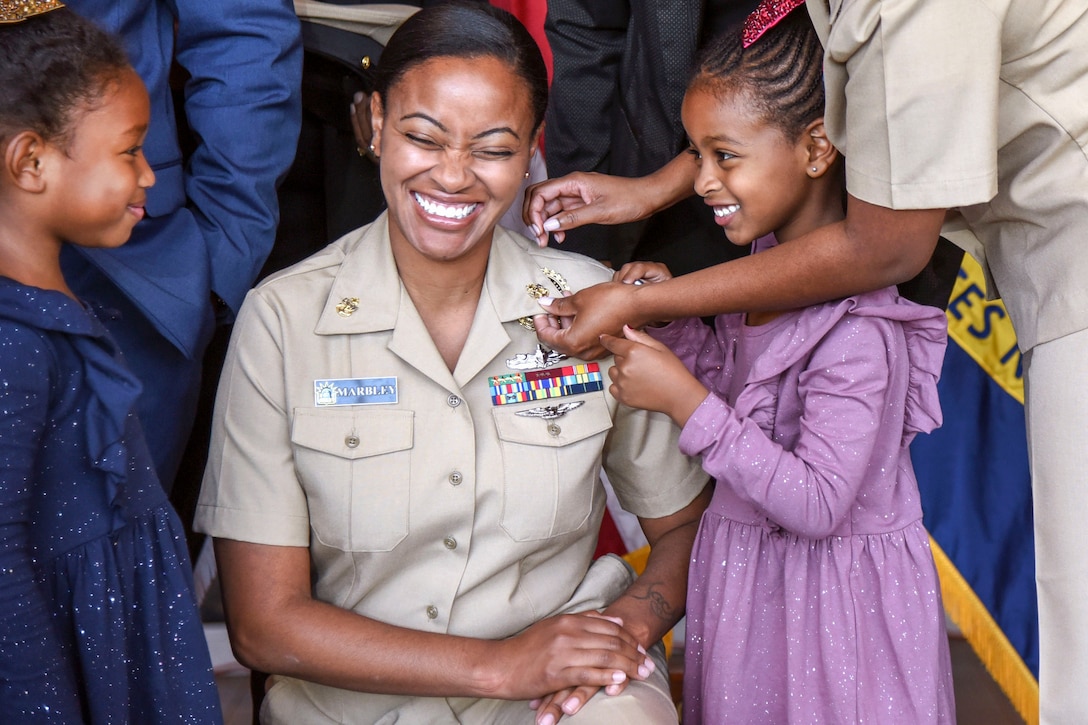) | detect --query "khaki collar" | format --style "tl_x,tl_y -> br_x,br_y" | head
314,213 -> 557,337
